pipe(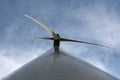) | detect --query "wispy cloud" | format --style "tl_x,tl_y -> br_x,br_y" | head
0,46 -> 45,79
0,52 -> 20,79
